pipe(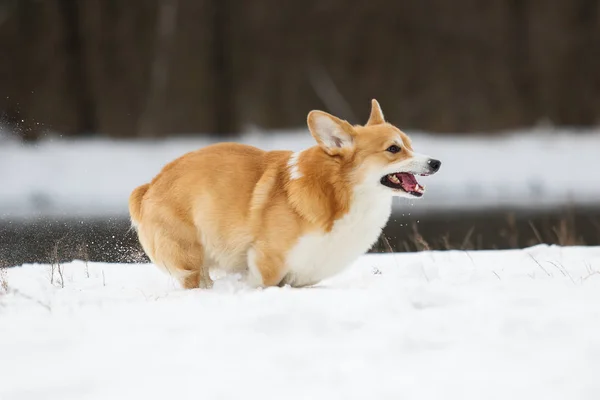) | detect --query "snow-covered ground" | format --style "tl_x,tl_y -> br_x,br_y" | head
1,127 -> 600,219
2,244 -> 600,400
